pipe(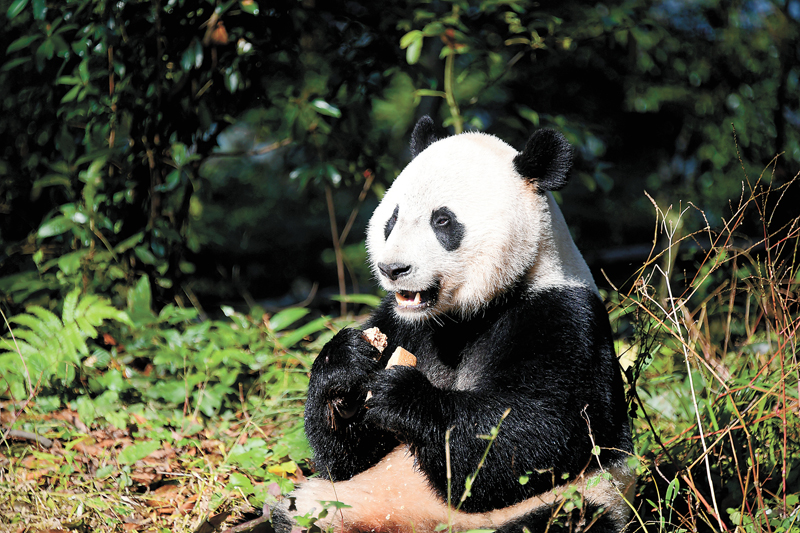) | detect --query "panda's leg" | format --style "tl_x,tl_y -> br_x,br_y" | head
272,454 -> 633,533
272,446 -> 482,533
